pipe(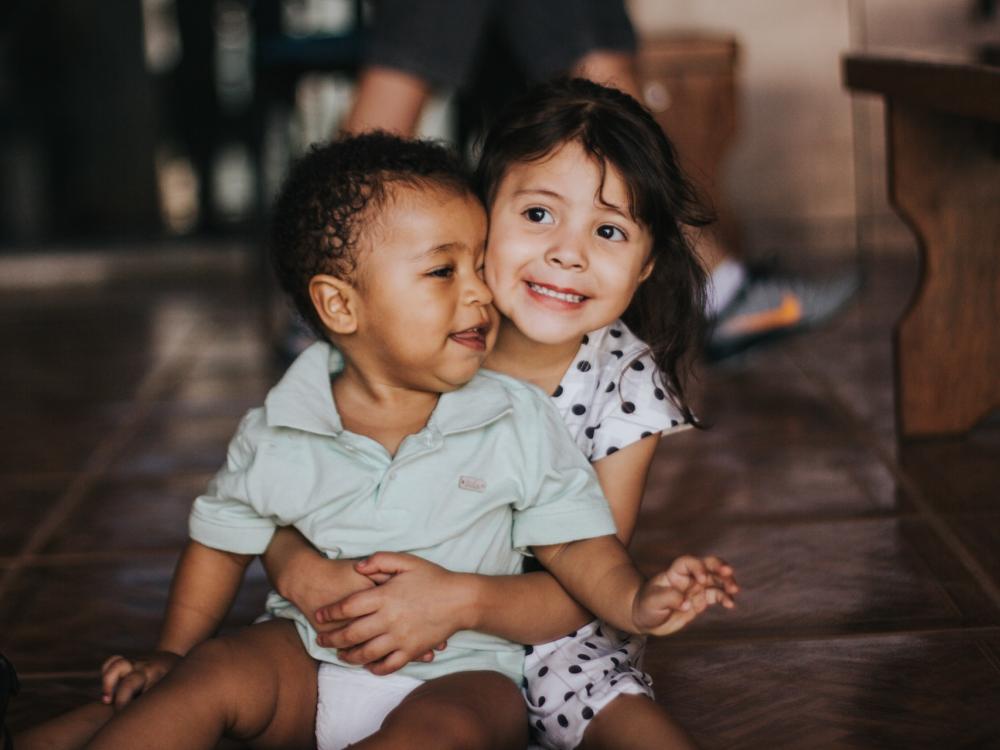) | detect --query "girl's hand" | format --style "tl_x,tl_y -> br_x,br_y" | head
314,552 -> 473,675
632,555 -> 738,636
100,650 -> 180,710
